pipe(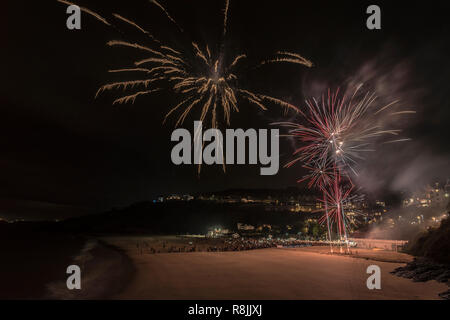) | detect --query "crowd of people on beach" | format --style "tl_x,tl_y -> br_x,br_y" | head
207,238 -> 312,252
136,240 -> 197,254
136,237 -> 314,254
